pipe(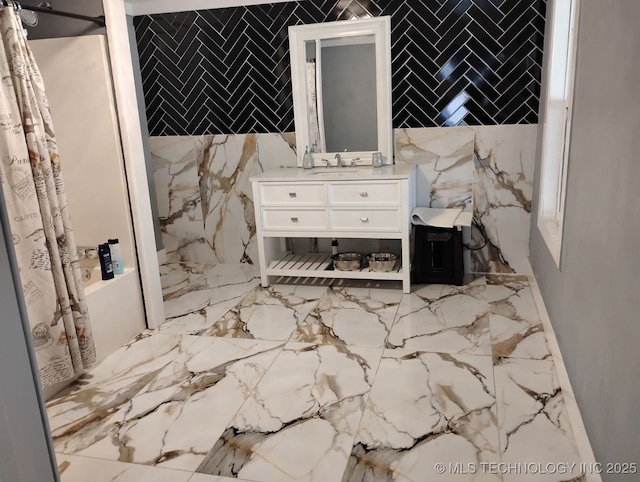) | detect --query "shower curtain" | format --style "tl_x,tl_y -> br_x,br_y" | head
0,6 -> 96,388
